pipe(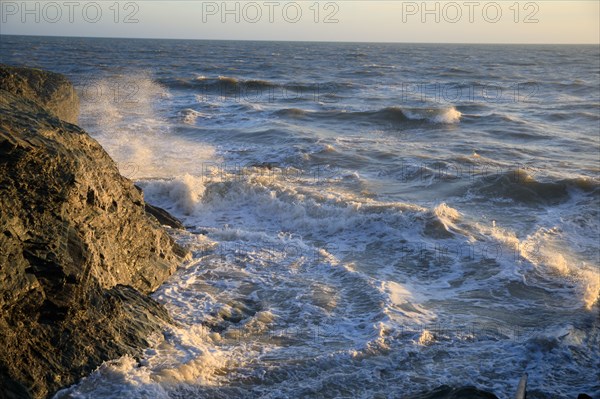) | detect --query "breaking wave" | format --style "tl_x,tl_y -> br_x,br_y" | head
274,106 -> 462,125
